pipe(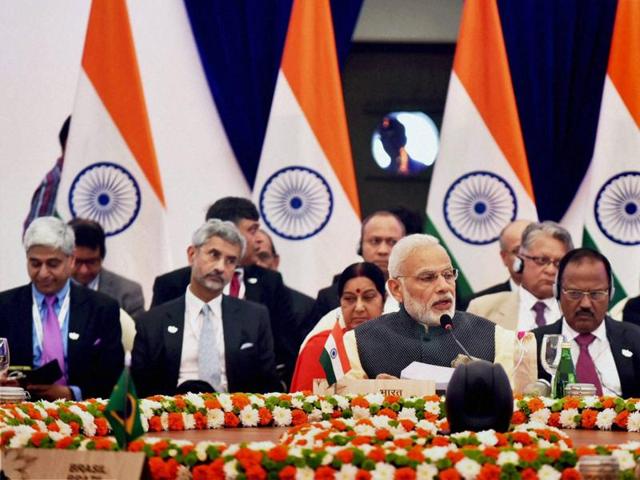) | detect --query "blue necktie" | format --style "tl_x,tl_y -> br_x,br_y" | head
198,304 -> 221,391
